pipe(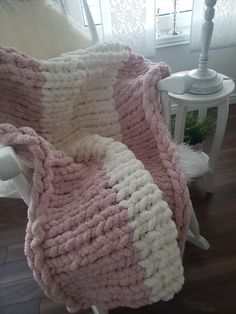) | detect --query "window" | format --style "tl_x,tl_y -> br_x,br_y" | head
62,0 -> 193,48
